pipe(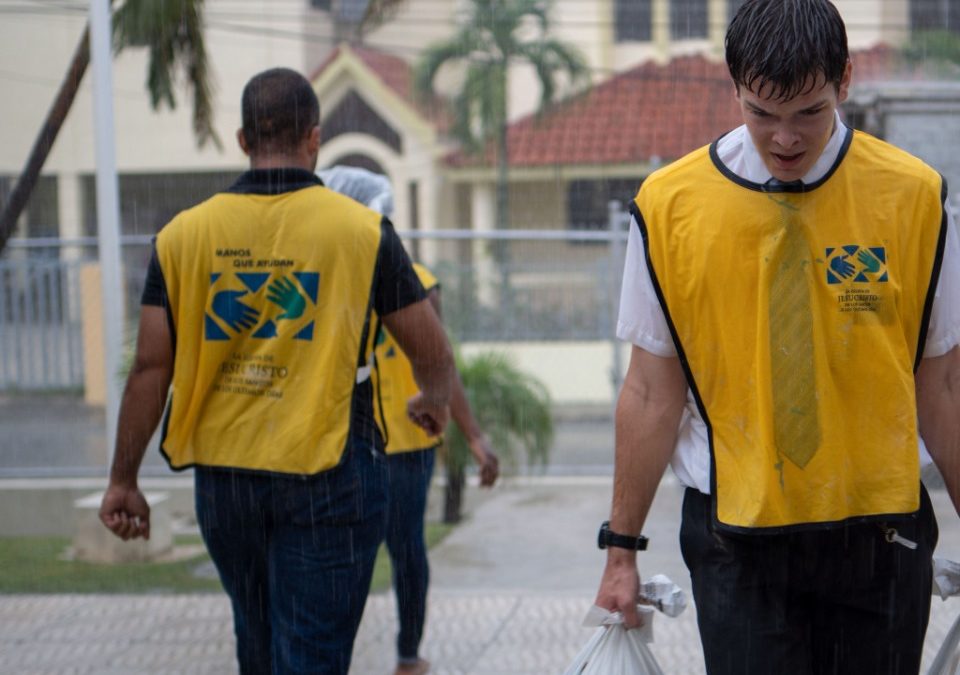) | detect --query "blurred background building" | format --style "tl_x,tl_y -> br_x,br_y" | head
1,0 -> 958,405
